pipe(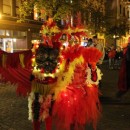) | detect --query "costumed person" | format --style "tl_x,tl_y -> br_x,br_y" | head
52,44 -> 103,130
28,16 -> 103,130
29,43 -> 103,130
117,37 -> 130,97
114,47 -> 123,70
